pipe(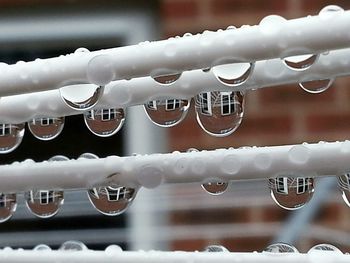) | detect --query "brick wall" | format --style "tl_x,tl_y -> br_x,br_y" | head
160,0 -> 350,253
